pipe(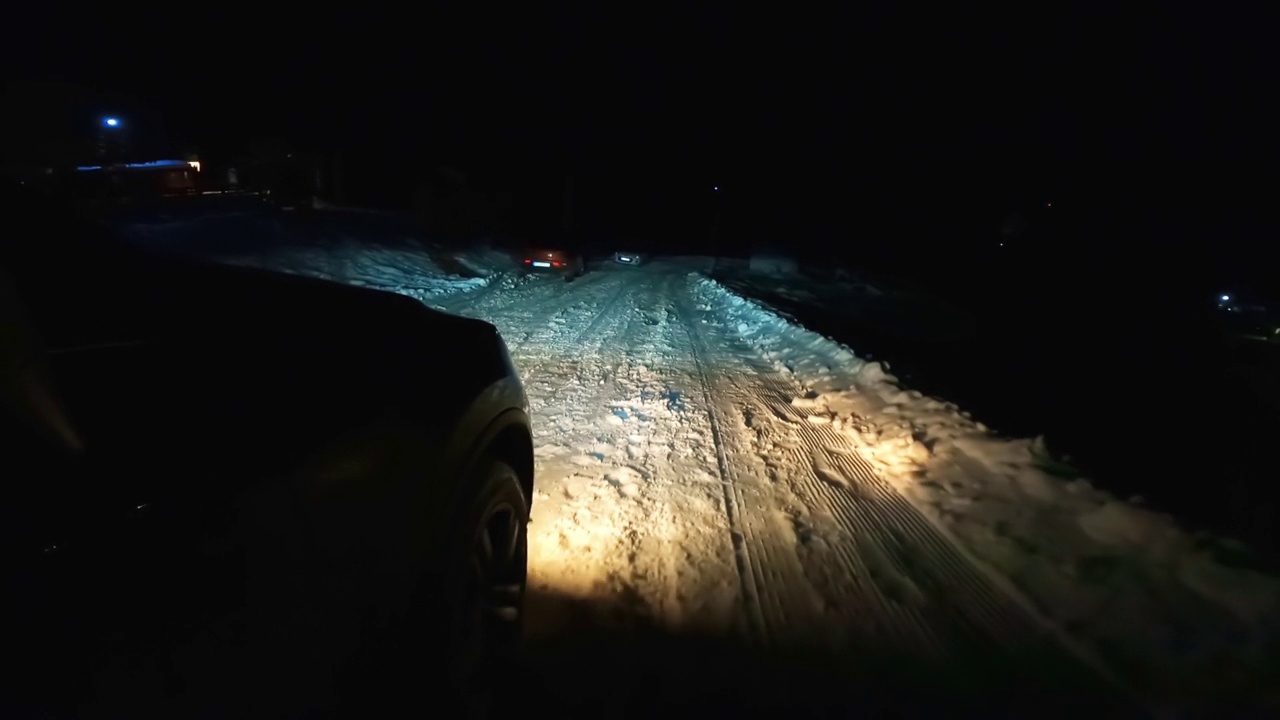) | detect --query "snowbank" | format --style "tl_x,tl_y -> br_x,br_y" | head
221,240 -> 494,303
692,273 -> 1280,707
119,210 -> 513,305
450,246 -> 519,278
